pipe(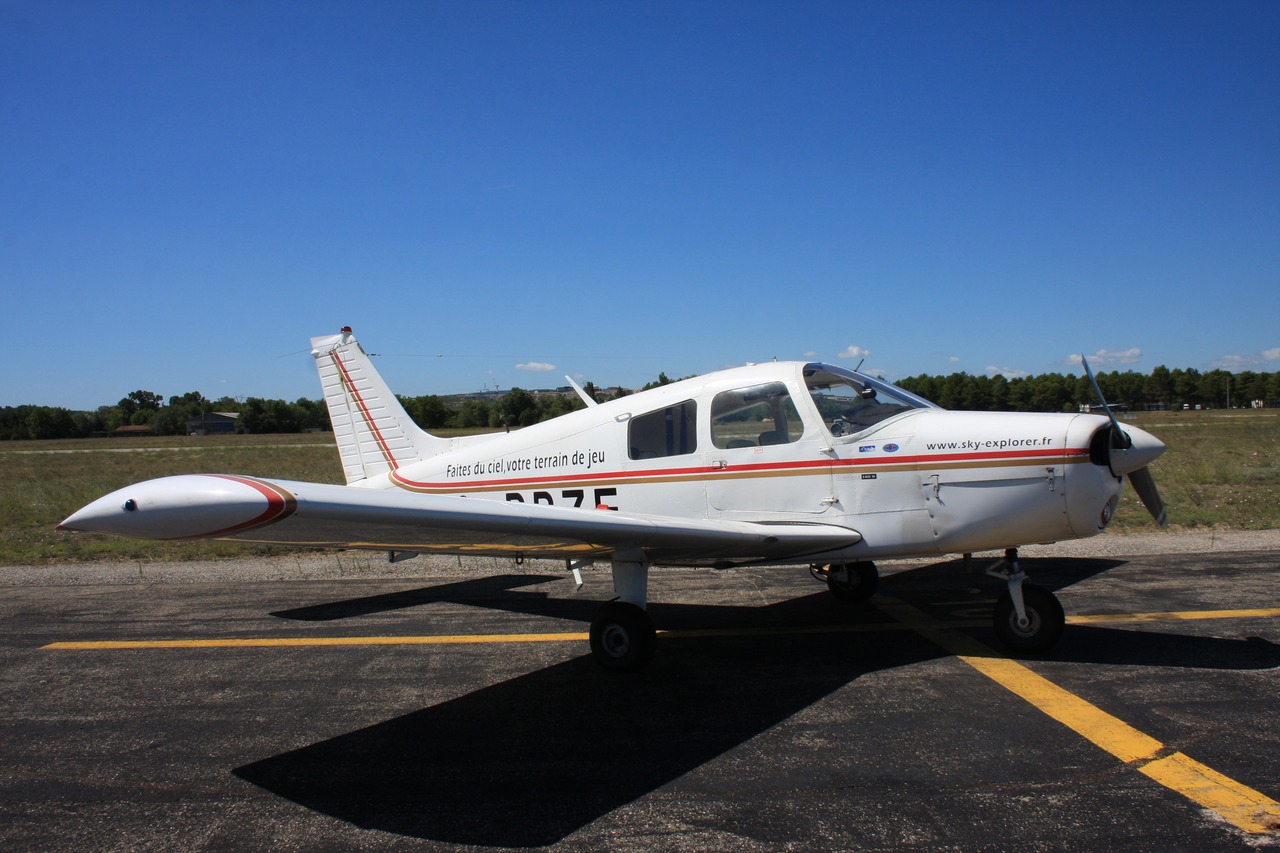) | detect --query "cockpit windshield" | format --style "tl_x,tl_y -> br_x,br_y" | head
803,364 -> 936,437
